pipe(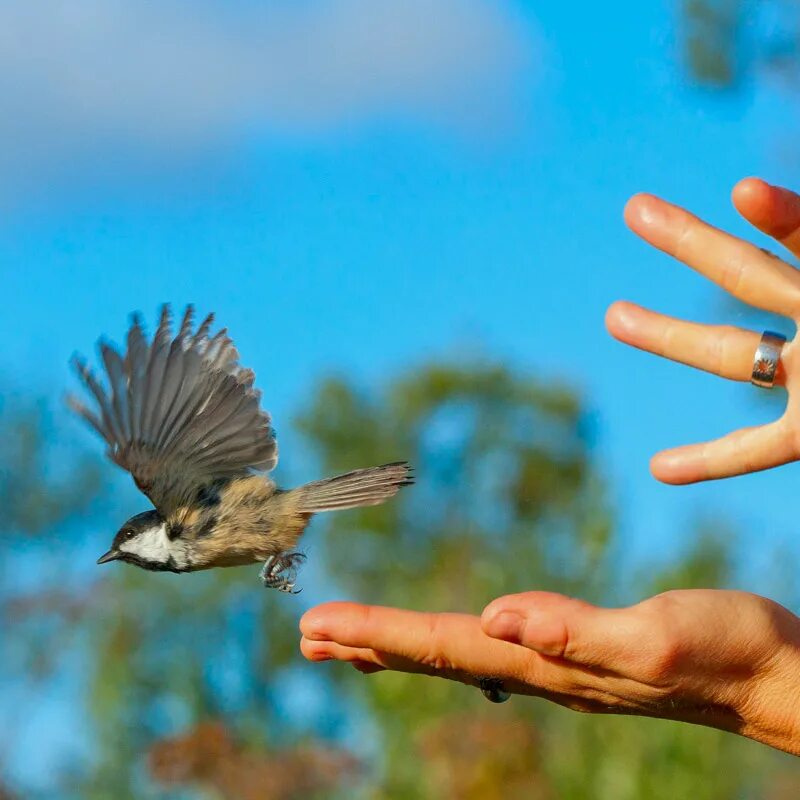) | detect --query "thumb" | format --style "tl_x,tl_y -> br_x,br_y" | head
481,591 -> 638,669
